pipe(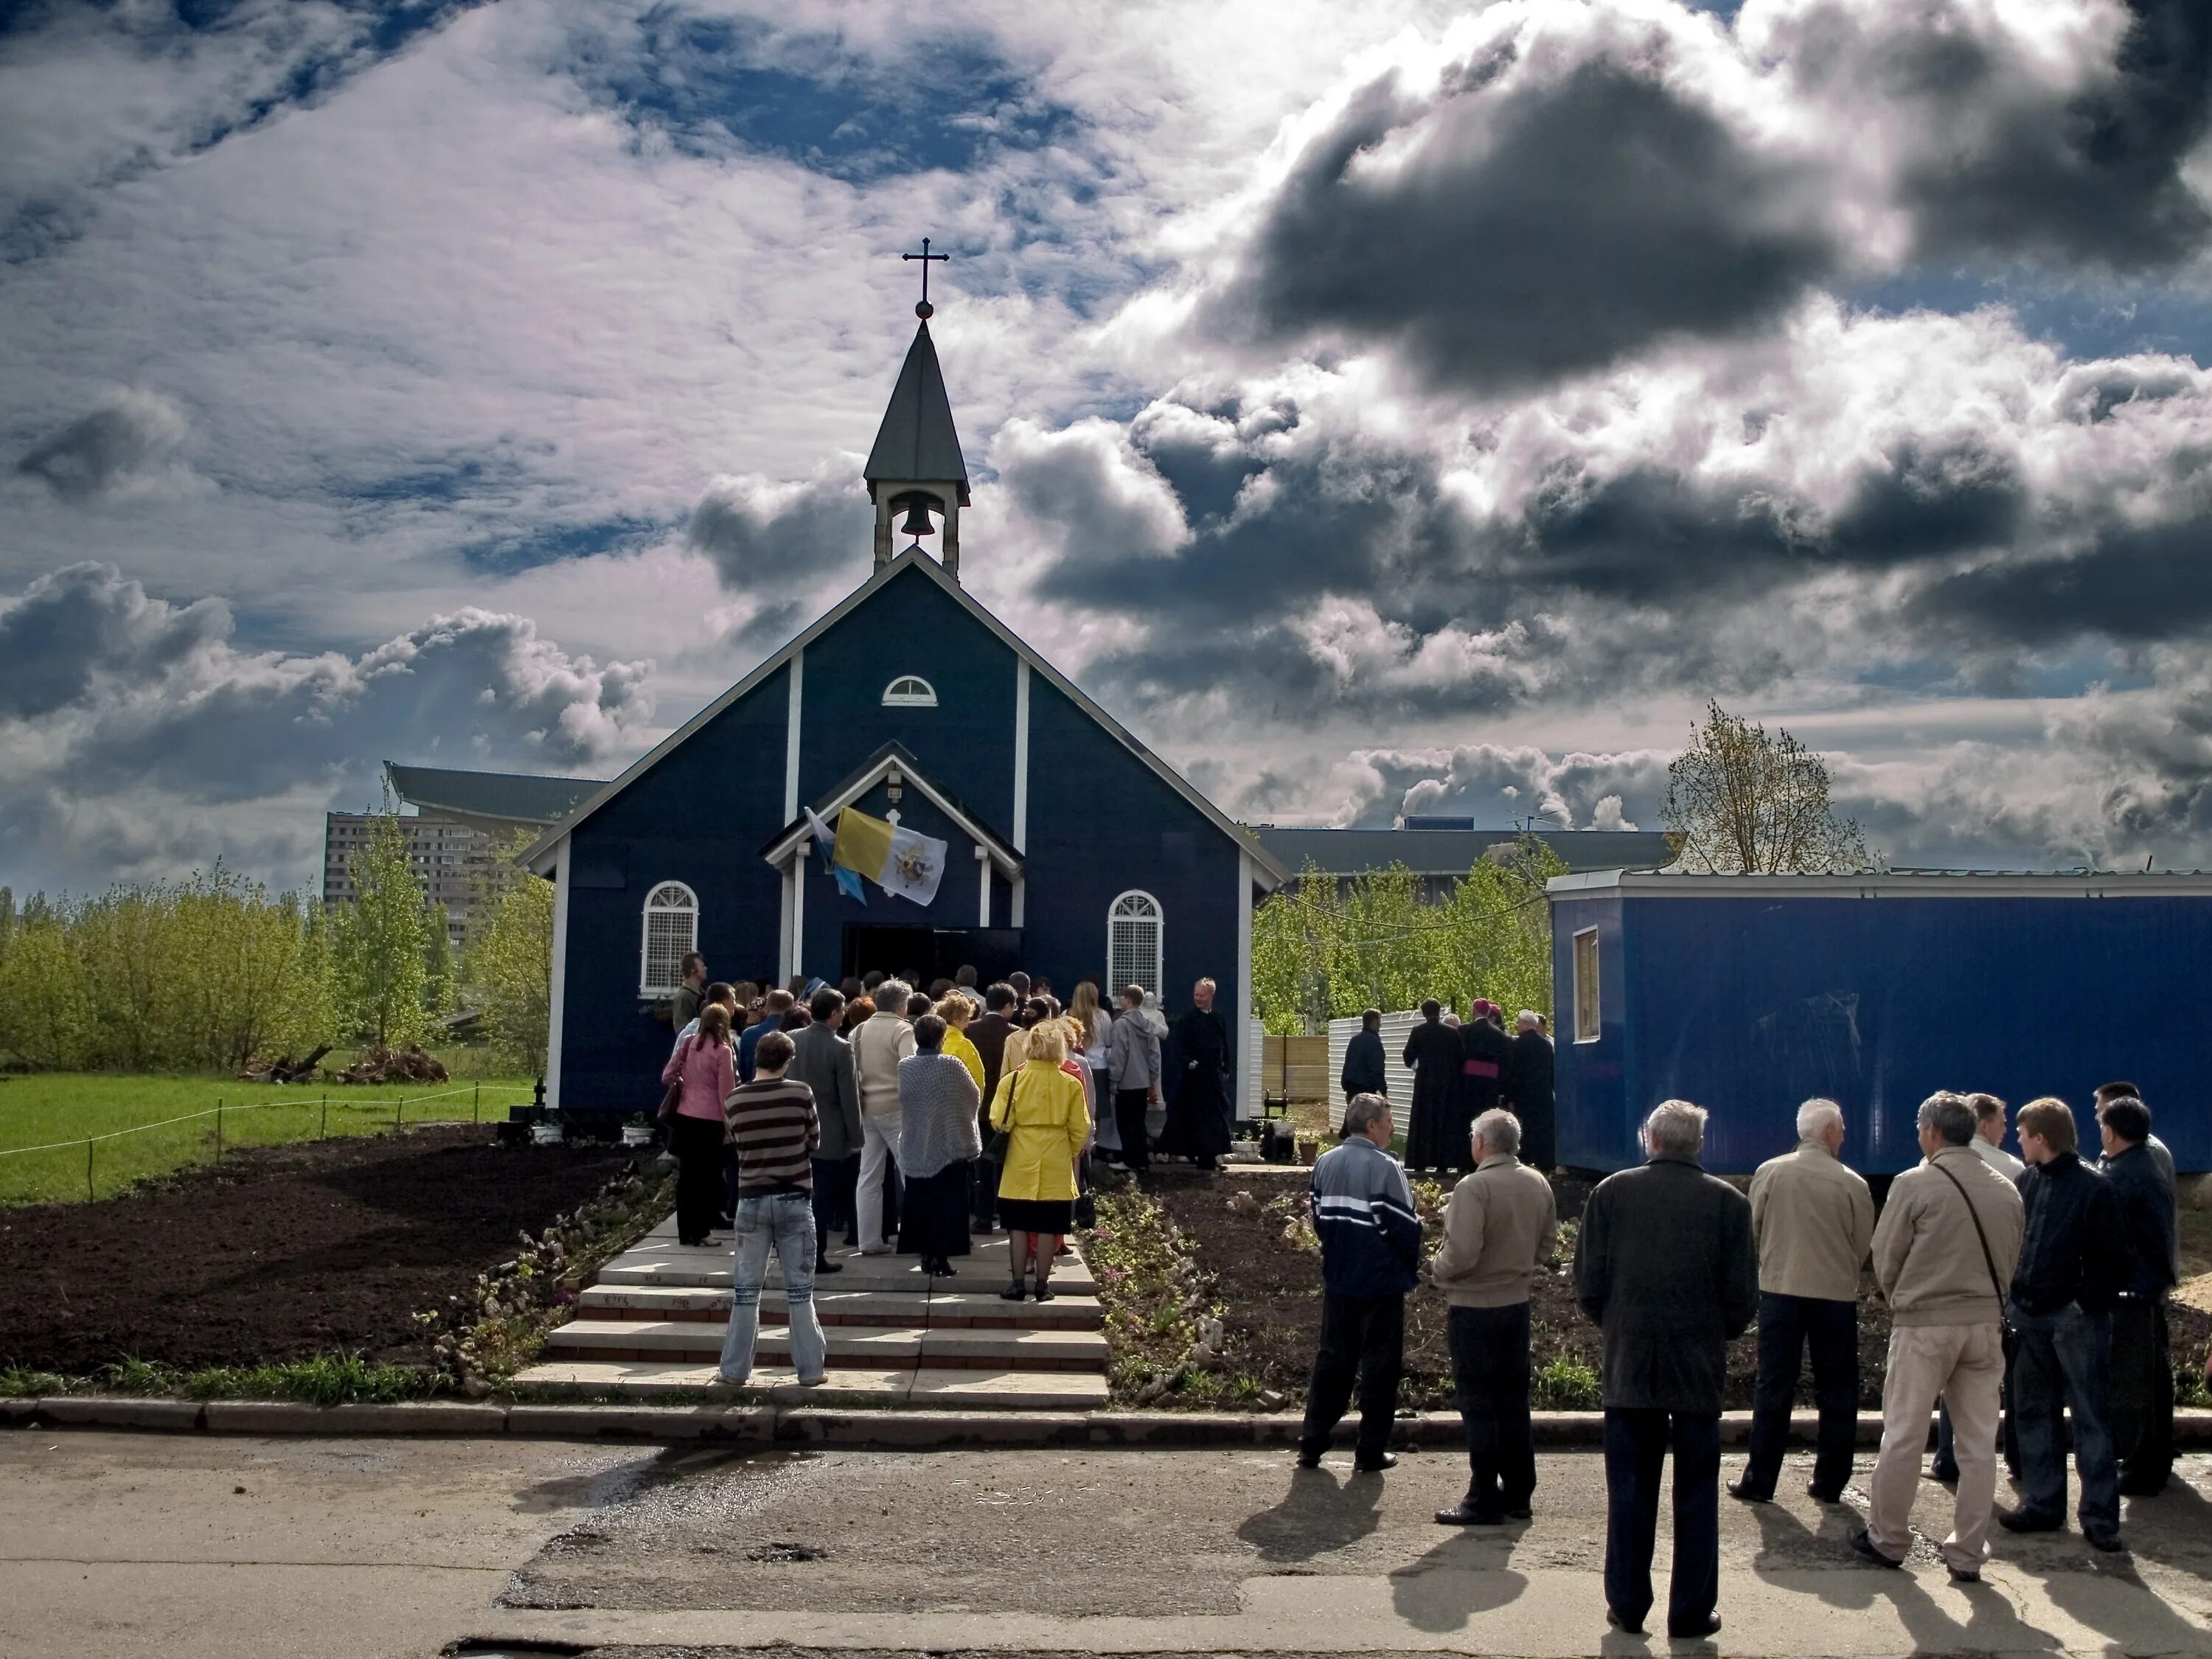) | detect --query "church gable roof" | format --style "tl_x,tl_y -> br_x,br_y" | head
863,321 -> 970,504
524,552 -> 1287,886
